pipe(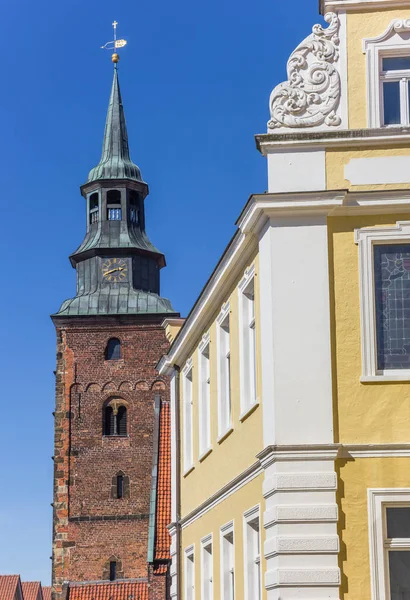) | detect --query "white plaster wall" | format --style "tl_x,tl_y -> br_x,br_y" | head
267,149 -> 326,194
261,216 -> 334,445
